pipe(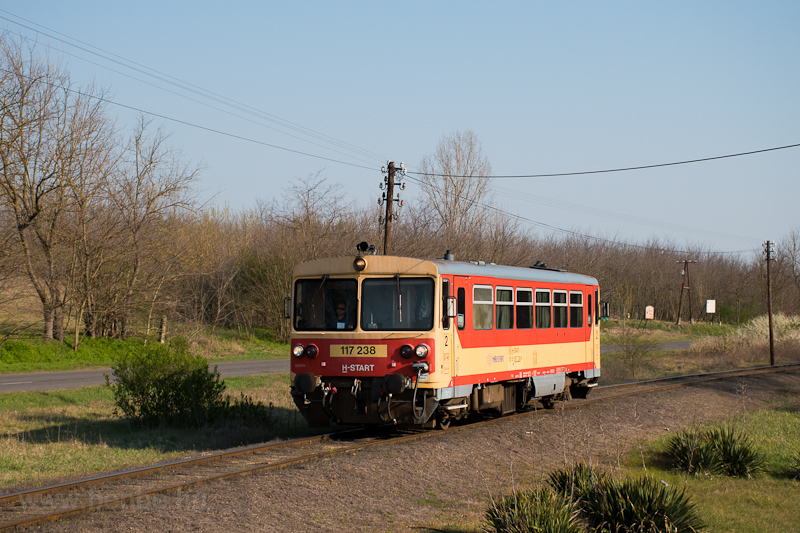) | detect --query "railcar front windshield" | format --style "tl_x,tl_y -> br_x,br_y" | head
361,277 -> 434,331
294,277 -> 357,331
